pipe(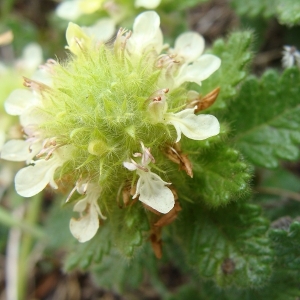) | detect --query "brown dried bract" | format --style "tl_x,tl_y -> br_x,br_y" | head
154,201 -> 182,227
186,87 -> 220,113
165,144 -> 193,178
121,184 -> 132,207
148,187 -> 181,259
121,183 -> 137,207
142,202 -> 161,215
150,226 -> 162,259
